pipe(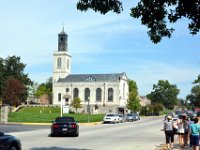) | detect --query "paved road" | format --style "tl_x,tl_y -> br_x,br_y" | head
0,124 -> 49,133
1,117 -> 166,150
